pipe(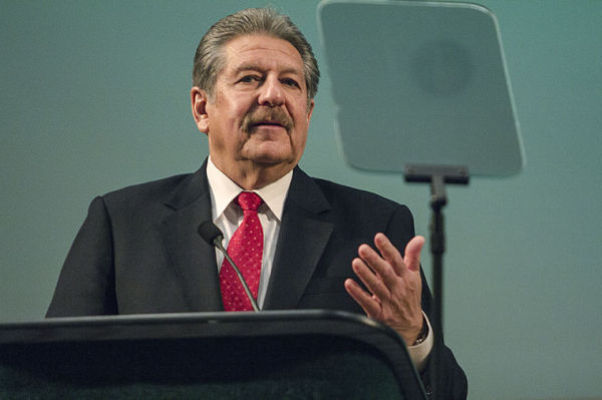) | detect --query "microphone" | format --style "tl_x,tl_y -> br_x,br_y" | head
198,221 -> 259,312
